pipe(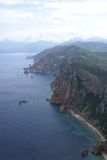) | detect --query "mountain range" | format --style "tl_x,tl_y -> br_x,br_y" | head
1,37 -> 107,54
